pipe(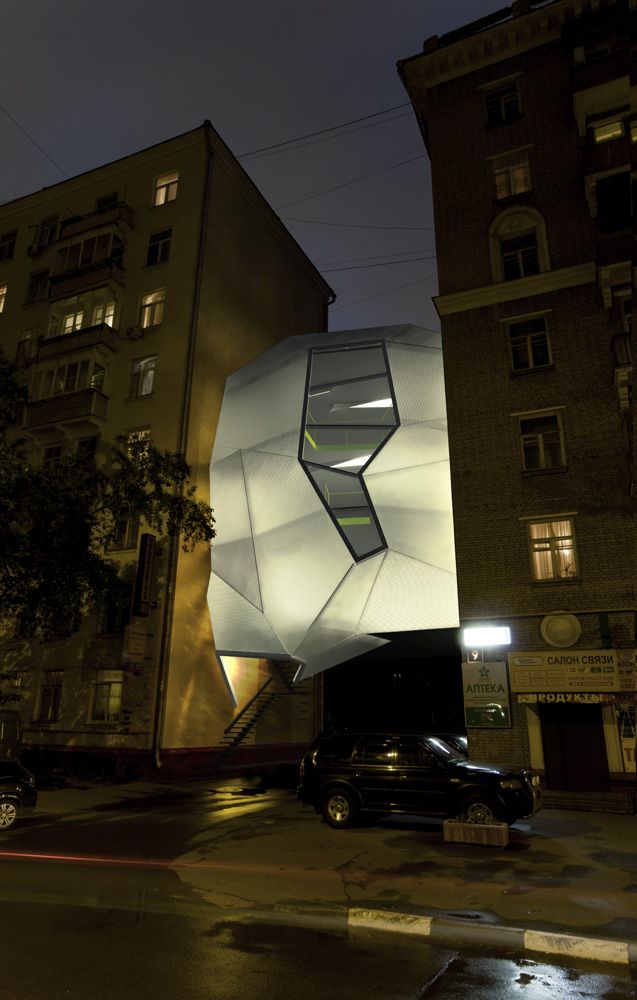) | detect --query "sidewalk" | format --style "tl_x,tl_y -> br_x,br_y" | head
29,775 -> 637,966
